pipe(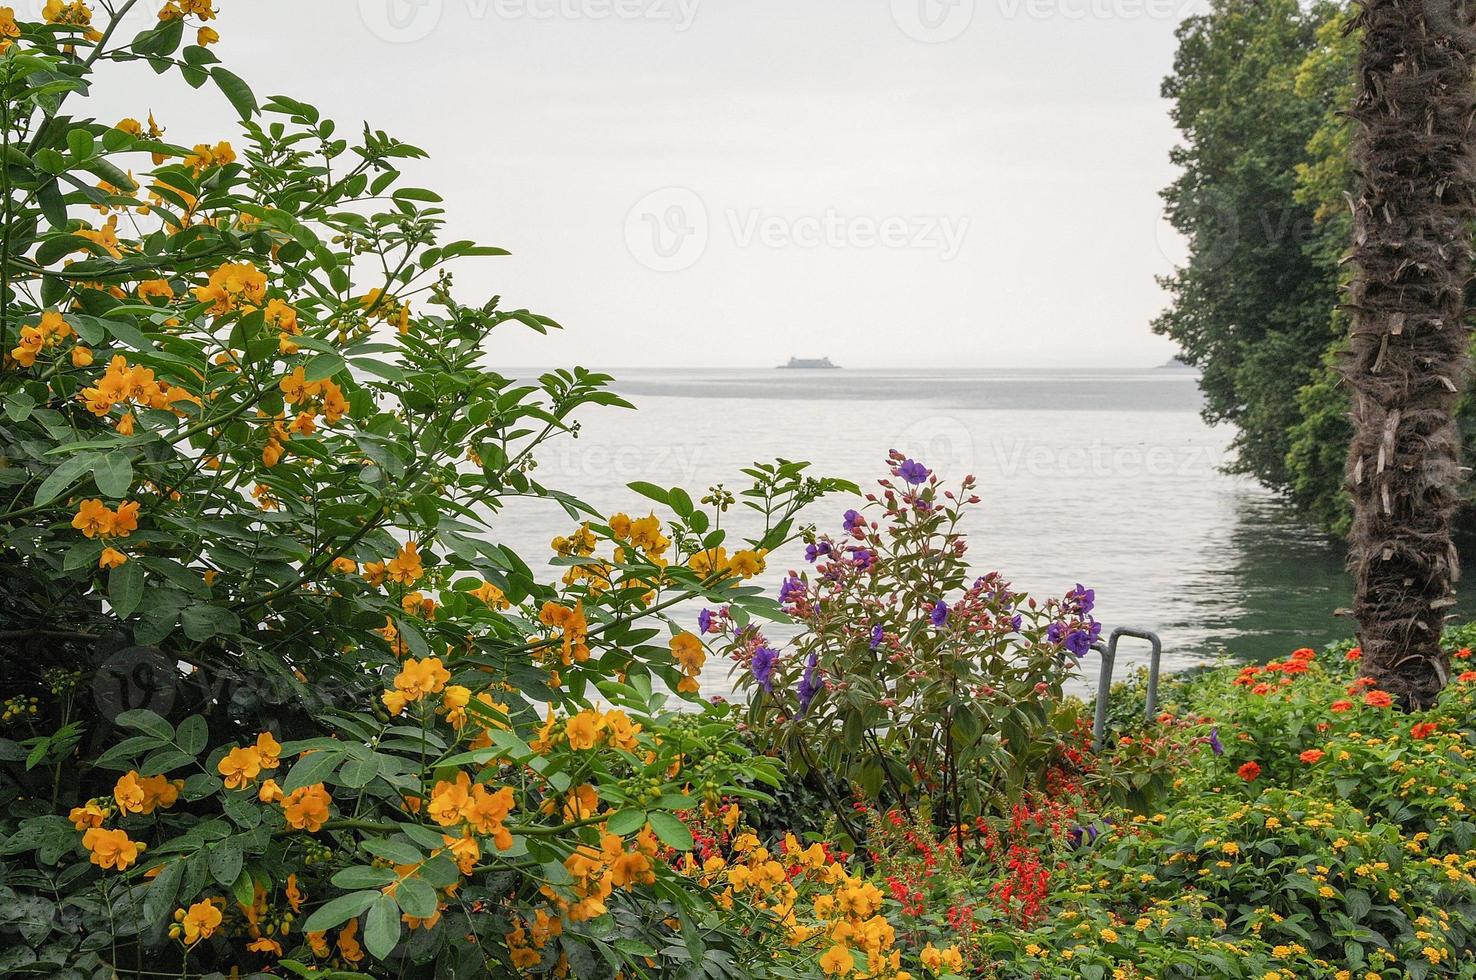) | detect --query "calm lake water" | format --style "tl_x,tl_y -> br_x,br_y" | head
495,367 -> 1463,700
